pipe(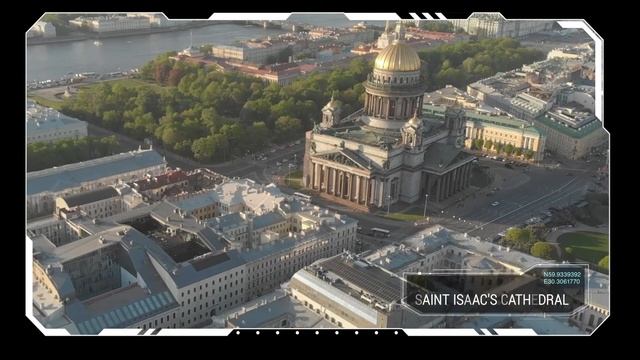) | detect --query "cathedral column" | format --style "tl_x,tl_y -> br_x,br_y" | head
331,168 -> 337,194
436,177 -> 443,202
441,174 -> 448,200
314,163 -> 320,190
364,94 -> 369,114
346,174 -> 352,200
310,162 -> 316,190
323,165 -> 329,193
452,171 -> 458,196
384,98 -> 389,120
364,178 -> 370,205
453,167 -> 461,193
355,176 -> 361,203
465,163 -> 472,188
